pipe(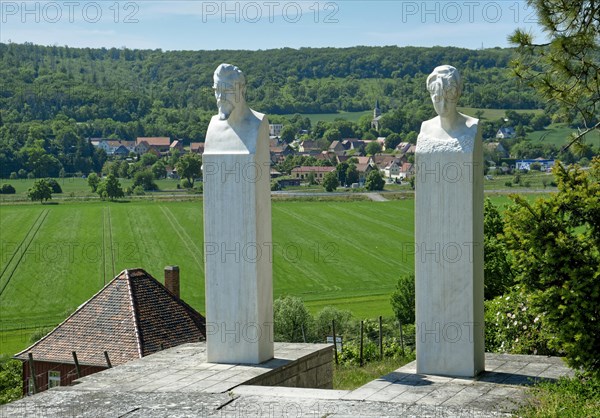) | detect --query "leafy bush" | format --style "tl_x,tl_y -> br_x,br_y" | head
390,273 -> 415,325
132,185 -> 146,195
180,178 -> 193,189
504,158 -> 600,376
483,199 -> 514,299
0,184 -> 16,194
273,296 -> 313,342
133,169 -> 158,191
270,180 -> 281,191
505,181 -> 512,187
313,306 -> 353,341
484,288 -> 557,355
0,356 -> 21,405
